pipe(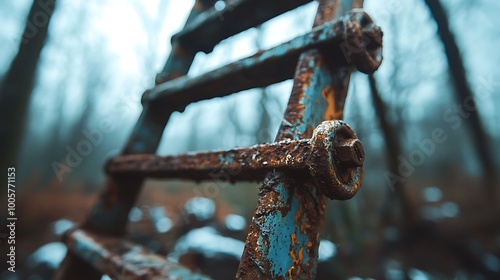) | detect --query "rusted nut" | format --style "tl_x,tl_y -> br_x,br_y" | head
341,9 -> 383,74
307,120 -> 364,200
334,139 -> 364,168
